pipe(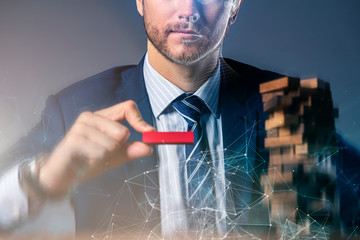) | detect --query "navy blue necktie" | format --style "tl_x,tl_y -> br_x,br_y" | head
172,94 -> 214,209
